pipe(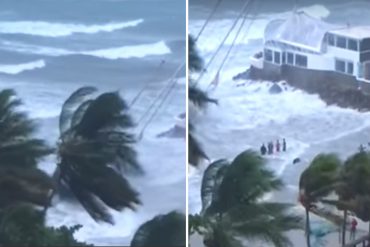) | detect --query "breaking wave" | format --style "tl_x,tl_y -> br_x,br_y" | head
1,40 -> 171,59
0,19 -> 143,37
0,60 -> 45,74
